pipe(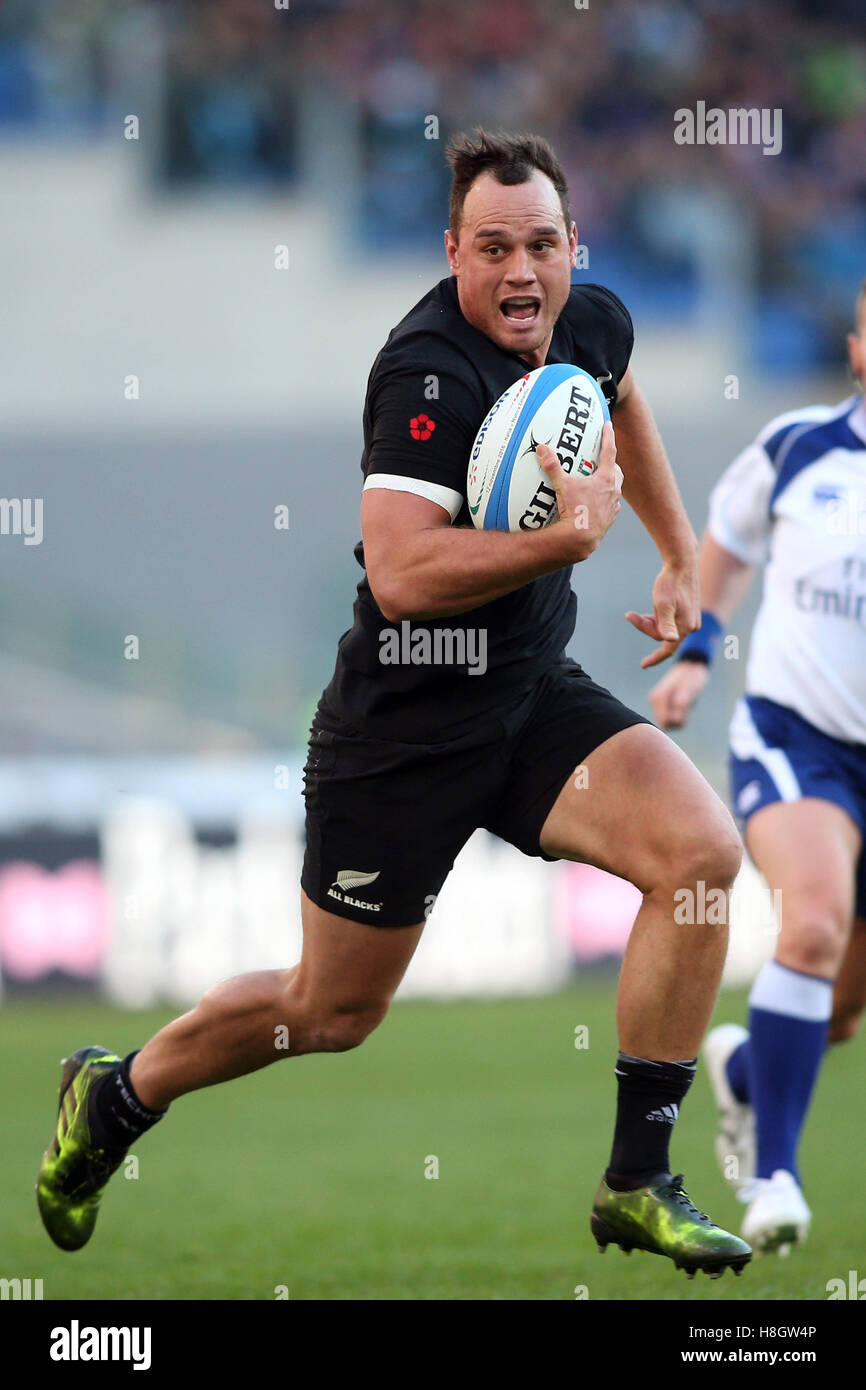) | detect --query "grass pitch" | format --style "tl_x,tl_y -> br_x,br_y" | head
2,981 -> 863,1300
